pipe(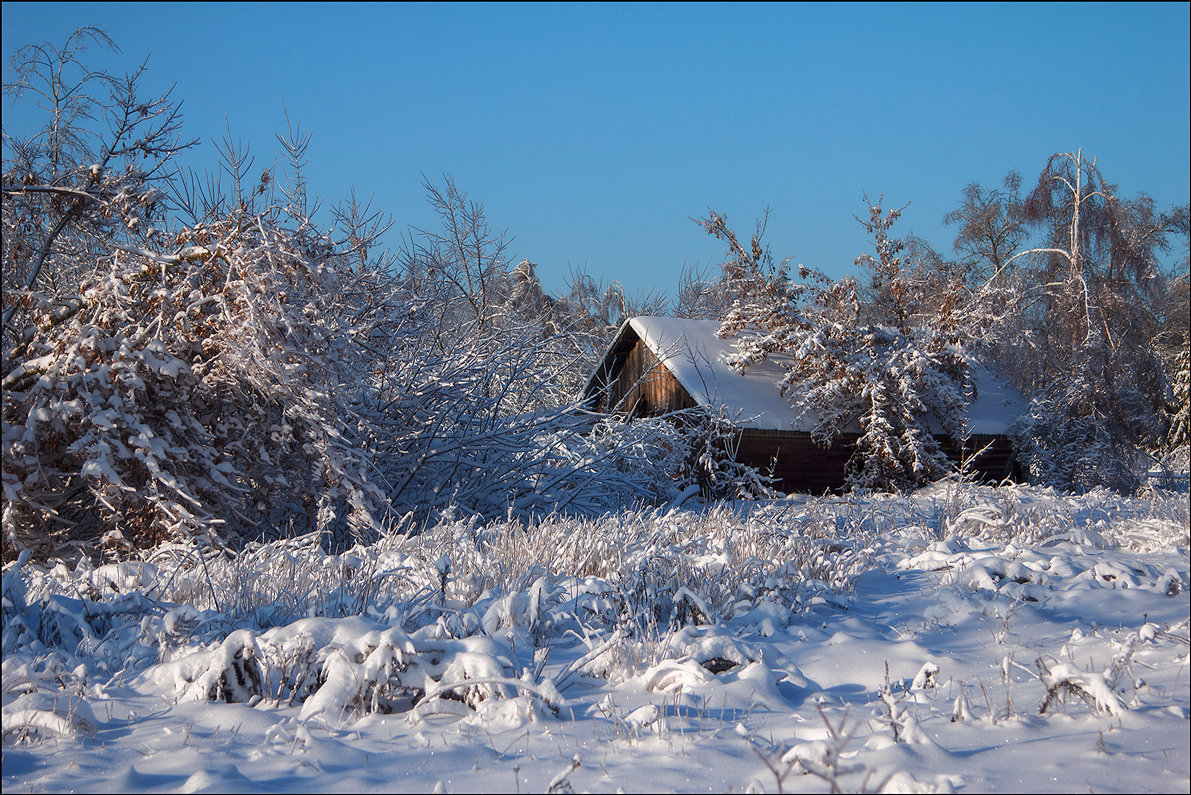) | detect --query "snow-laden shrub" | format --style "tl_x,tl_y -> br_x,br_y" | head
296,627 -> 419,720
1167,344 -> 1190,450
176,629 -> 265,703
352,324 -> 714,526
1018,386 -> 1145,494
2,690 -> 99,744
681,407 -> 780,500
1036,656 -> 1126,717
2,210 -> 383,558
660,624 -> 762,673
